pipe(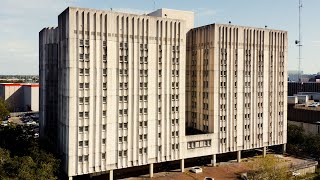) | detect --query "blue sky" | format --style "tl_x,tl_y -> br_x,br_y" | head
0,0 -> 319,75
